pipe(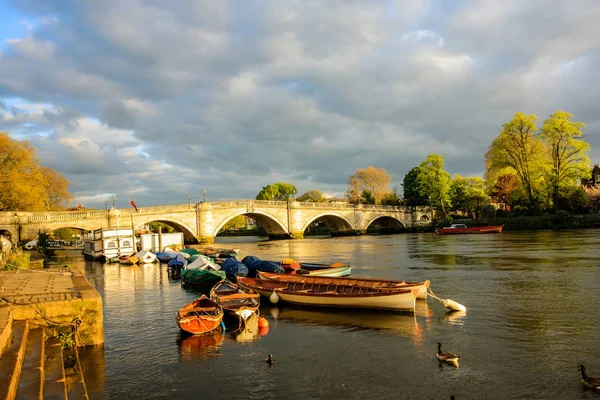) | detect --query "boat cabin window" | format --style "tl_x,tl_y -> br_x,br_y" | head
122,240 -> 131,247
450,224 -> 467,228
106,241 -> 116,248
